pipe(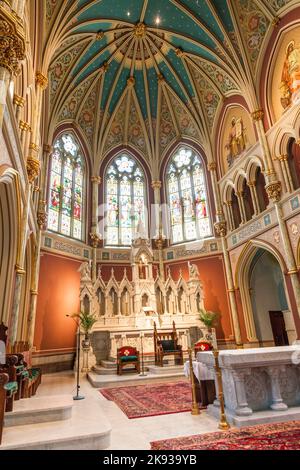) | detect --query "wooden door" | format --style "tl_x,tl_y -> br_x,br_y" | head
269,311 -> 289,346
